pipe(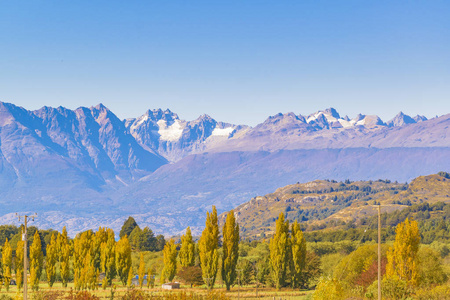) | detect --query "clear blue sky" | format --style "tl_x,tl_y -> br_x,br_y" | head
1,1 -> 449,125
